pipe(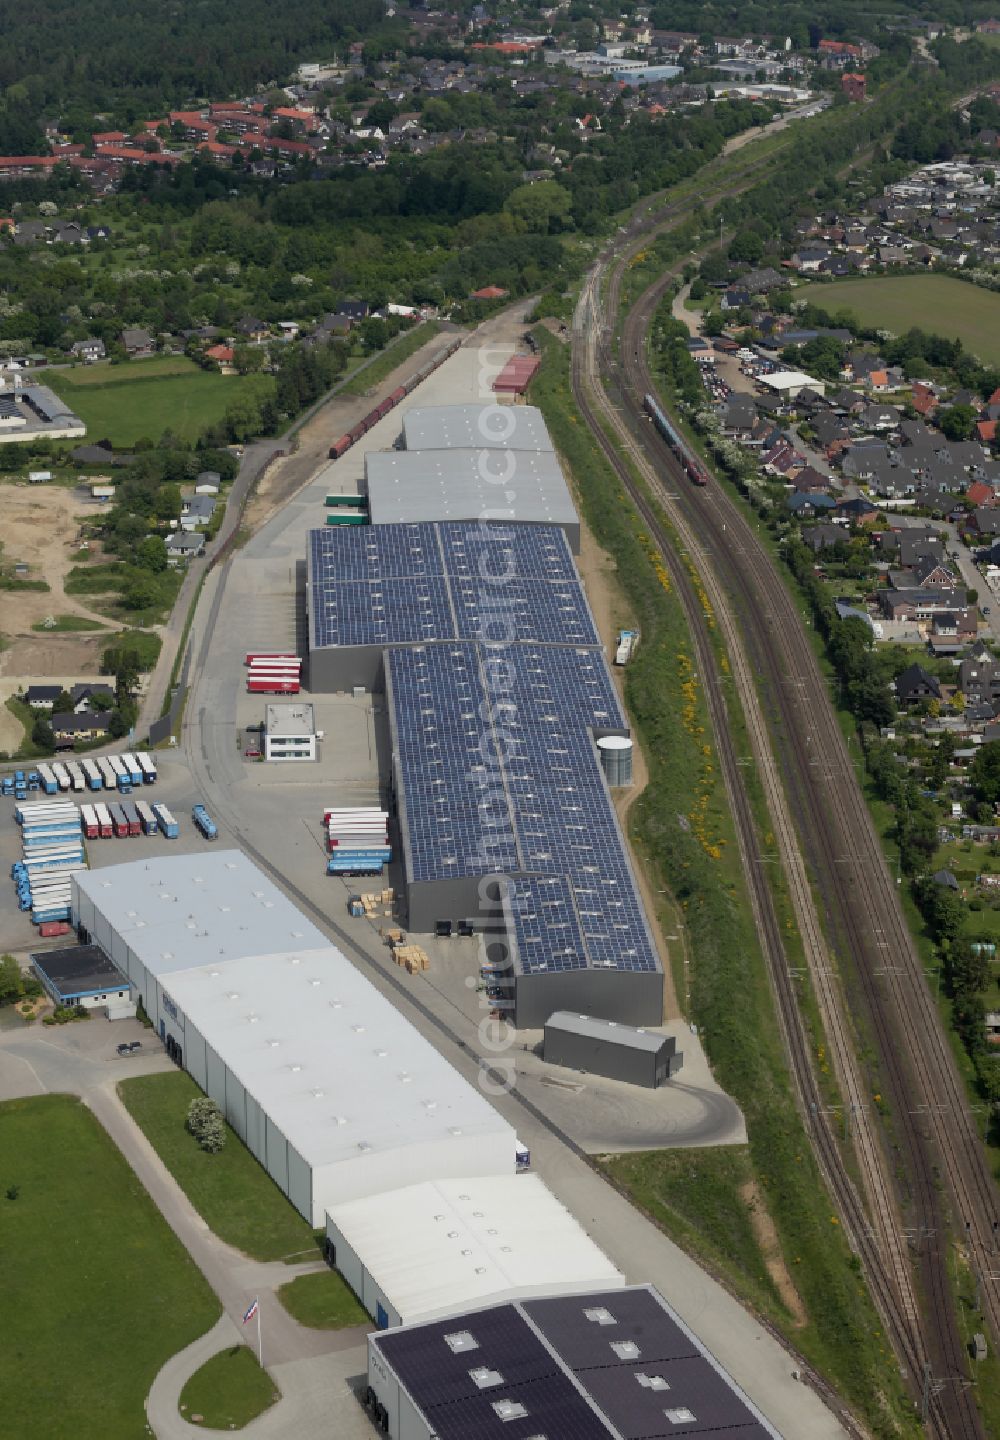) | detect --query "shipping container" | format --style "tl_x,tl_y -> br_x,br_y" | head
325,494 -> 368,507
36,763 -> 58,794
152,803 -> 178,838
38,920 -> 71,939
80,804 -> 99,839
66,762 -> 87,793
135,752 -> 157,784
245,651 -> 299,667
81,758 -> 103,791
325,511 -> 367,526
135,799 -> 158,834
52,763 -> 72,792
327,853 -> 387,875
247,676 -> 300,694
94,803 -> 114,838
